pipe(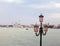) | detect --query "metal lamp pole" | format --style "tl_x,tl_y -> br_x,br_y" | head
34,14 -> 48,46
40,22 -> 43,46
39,15 -> 43,46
